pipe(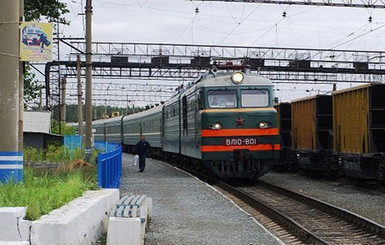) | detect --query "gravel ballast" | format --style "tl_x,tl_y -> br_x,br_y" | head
119,153 -> 283,245
260,171 -> 385,226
